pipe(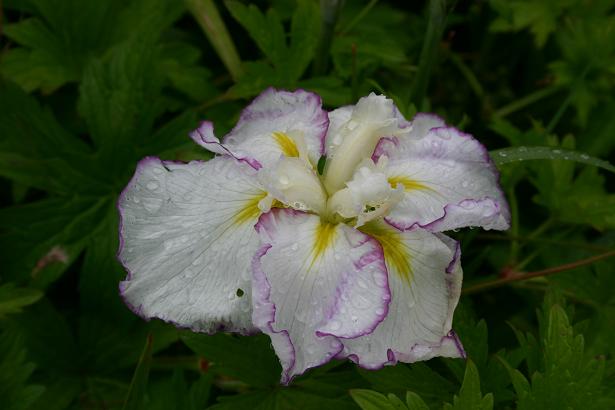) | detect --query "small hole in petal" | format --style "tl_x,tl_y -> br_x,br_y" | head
236,288 -> 244,297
